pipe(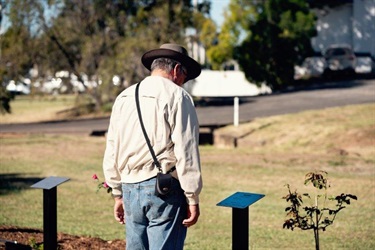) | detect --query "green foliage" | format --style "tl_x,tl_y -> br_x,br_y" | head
0,23 -> 35,83
1,0 -> 204,113
304,171 -> 328,189
234,0 -> 317,90
283,171 -> 357,250
0,86 -> 14,114
196,17 -> 217,67
206,0 -> 256,69
29,237 -> 44,250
